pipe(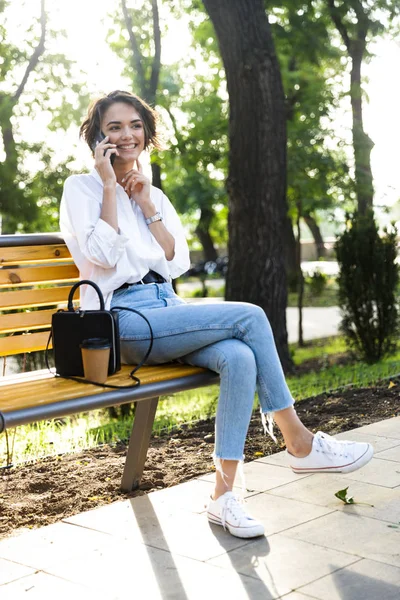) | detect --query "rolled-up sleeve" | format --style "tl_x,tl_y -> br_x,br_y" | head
61,176 -> 129,269
160,193 -> 191,278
